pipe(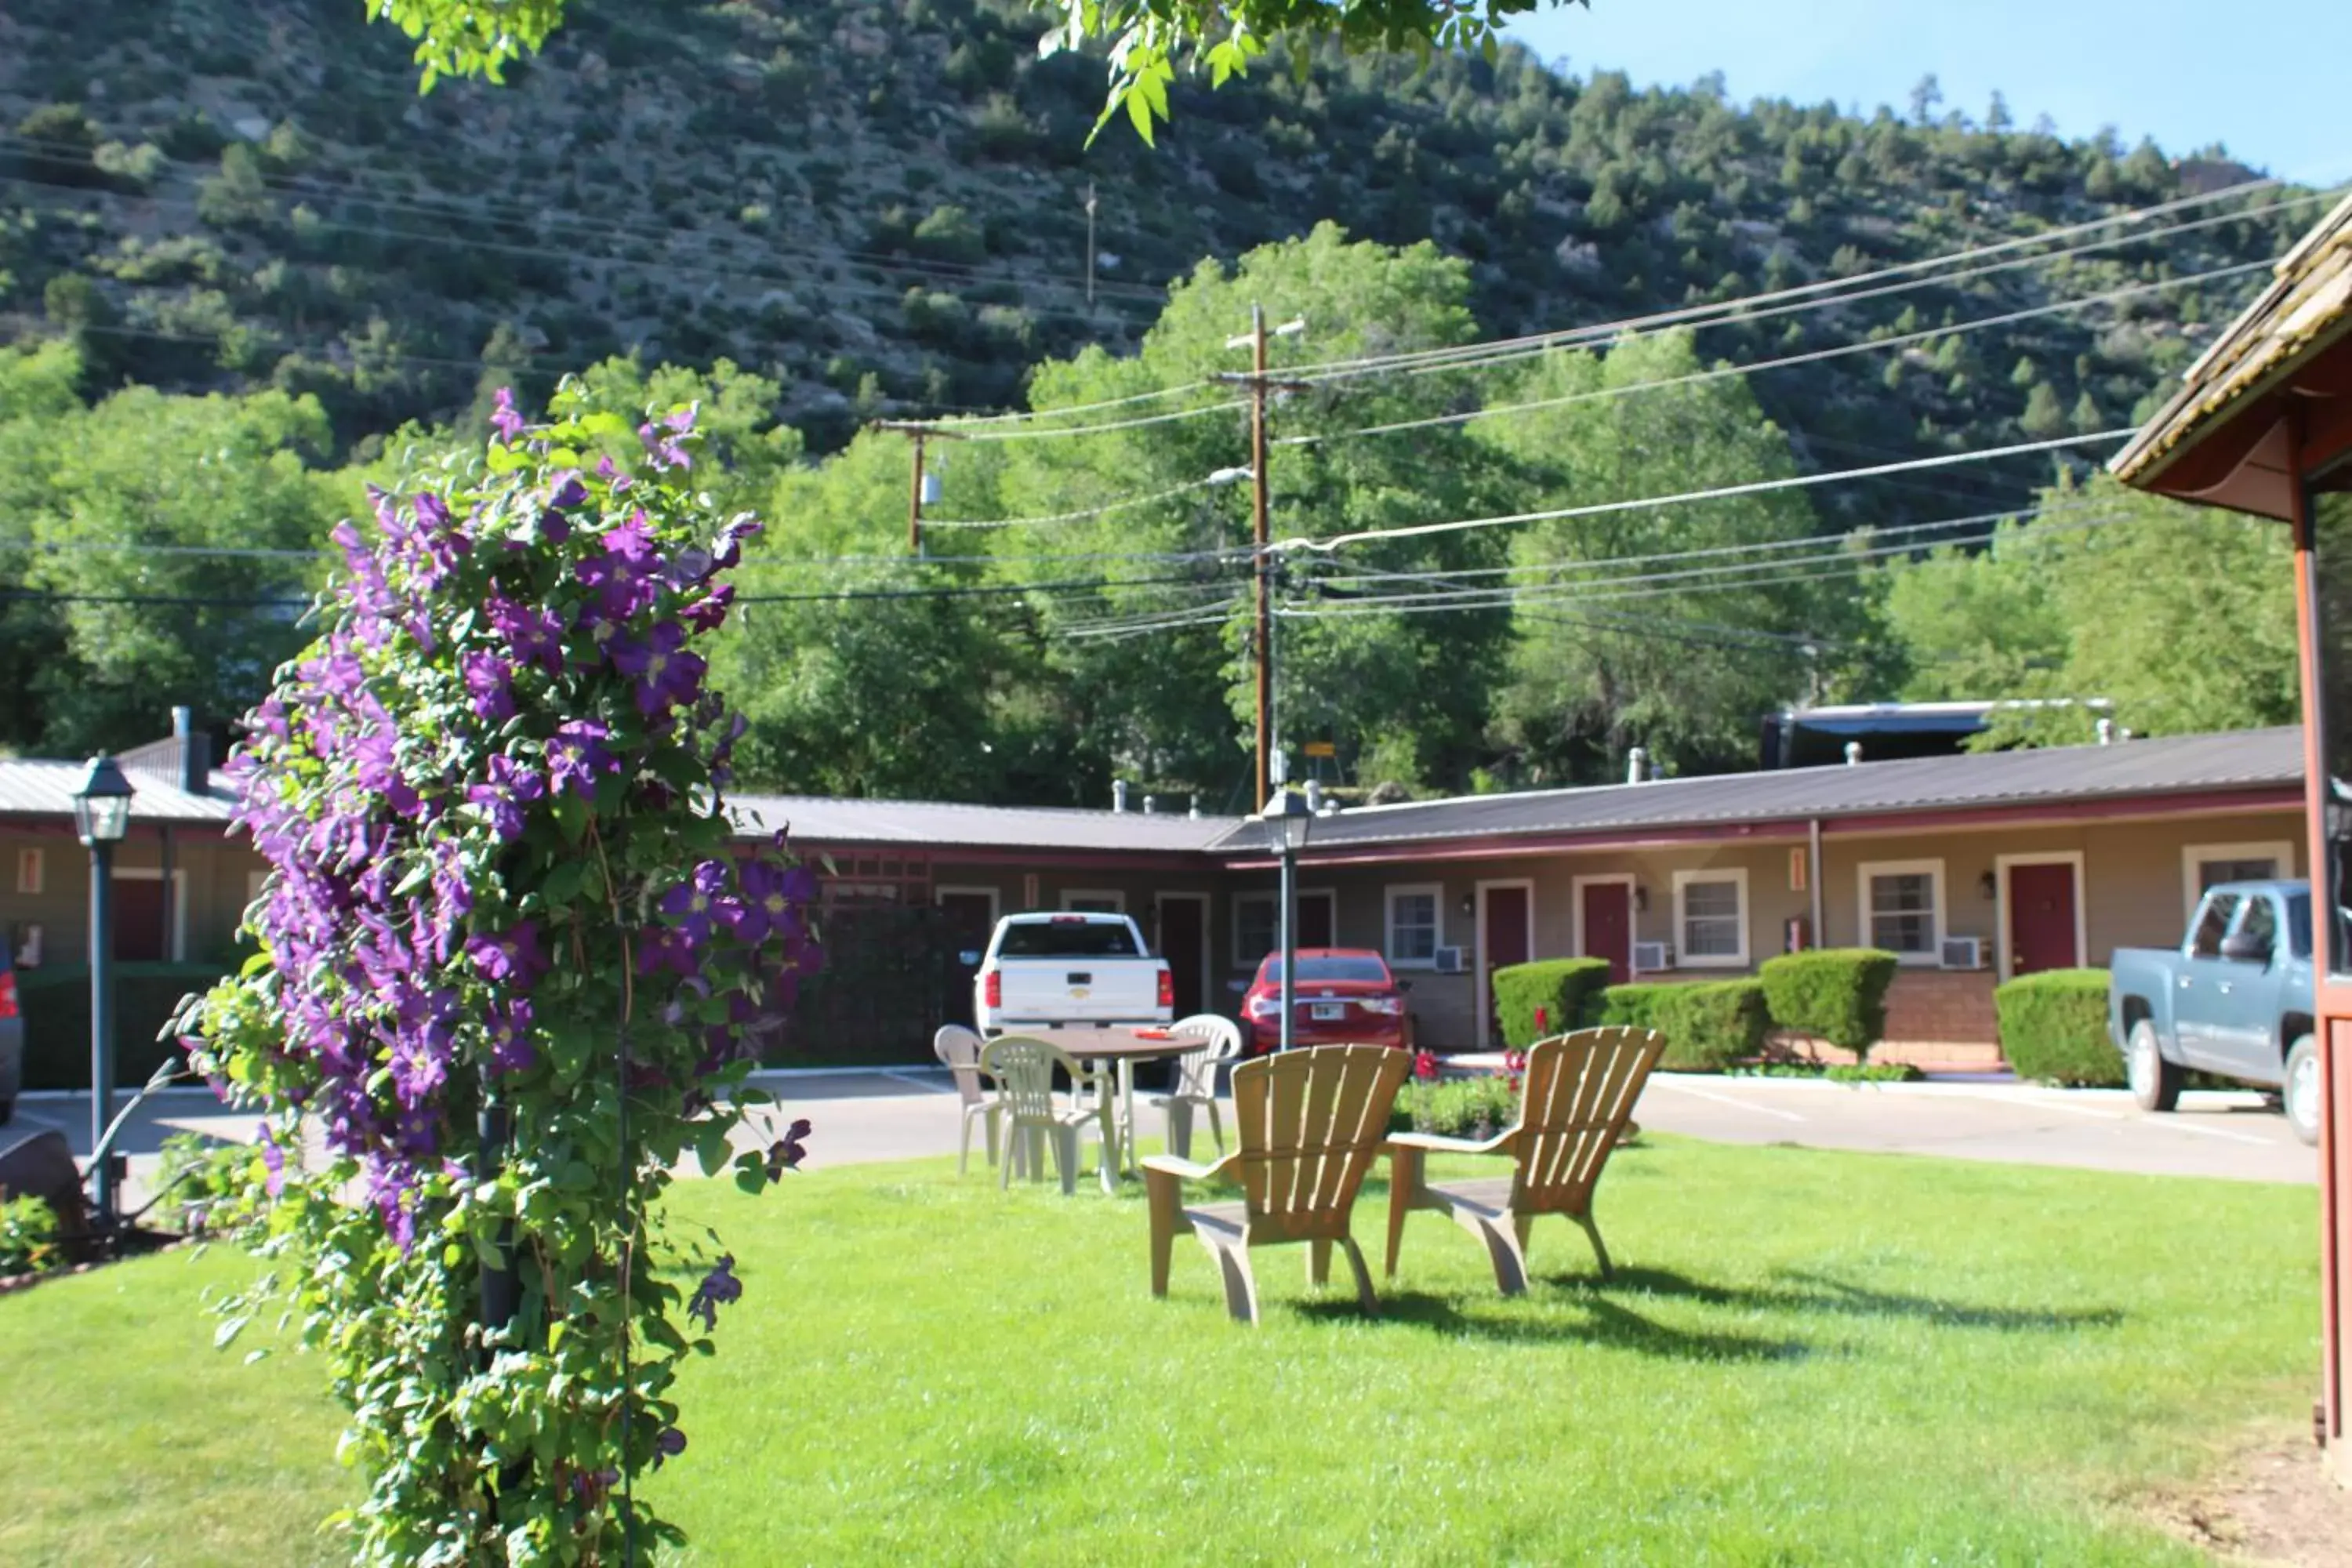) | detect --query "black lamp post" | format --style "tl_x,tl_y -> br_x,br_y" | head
1256,787 -> 1316,1054
71,755 -> 134,1229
